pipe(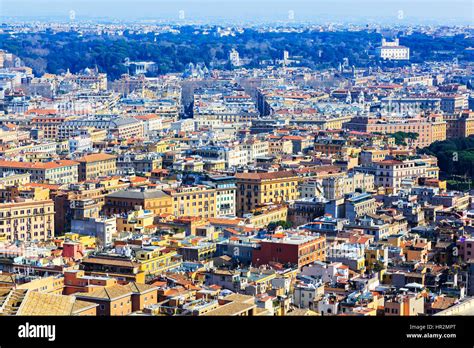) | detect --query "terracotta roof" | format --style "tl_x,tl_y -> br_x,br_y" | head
134,114 -> 160,120
235,171 -> 296,181
72,300 -> 99,313
75,284 -> 133,301
18,291 -> 76,315
23,183 -> 60,190
81,256 -> 140,268
127,282 -> 157,294
77,153 -> 117,163
0,160 -> 79,170
26,109 -> 57,115
202,302 -> 255,316
431,296 -> 457,310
